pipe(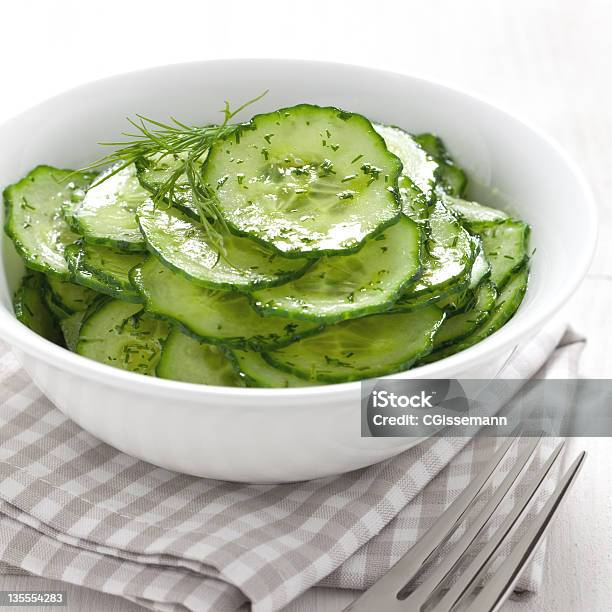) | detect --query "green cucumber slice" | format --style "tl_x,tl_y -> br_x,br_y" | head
468,244 -> 492,289
136,201 -> 311,291
45,275 -> 98,314
479,220 -> 529,289
135,153 -> 201,219
443,194 -> 509,228
398,175 -> 429,221
437,242 -> 492,314
264,306 -> 445,383
408,201 -> 476,294
251,216 -> 421,323
432,281 -> 497,349
393,200 -> 476,309
13,273 -> 64,345
3,166 -> 94,278
421,267 -> 528,364
60,309 -> 90,351
131,258 -> 321,351
226,348 -> 316,388
202,104 -> 402,257
43,287 -> 72,320
76,299 -> 169,374
66,163 -> 148,251
157,328 -> 242,386
65,242 -> 143,302
374,124 -> 438,201
412,133 -> 468,197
